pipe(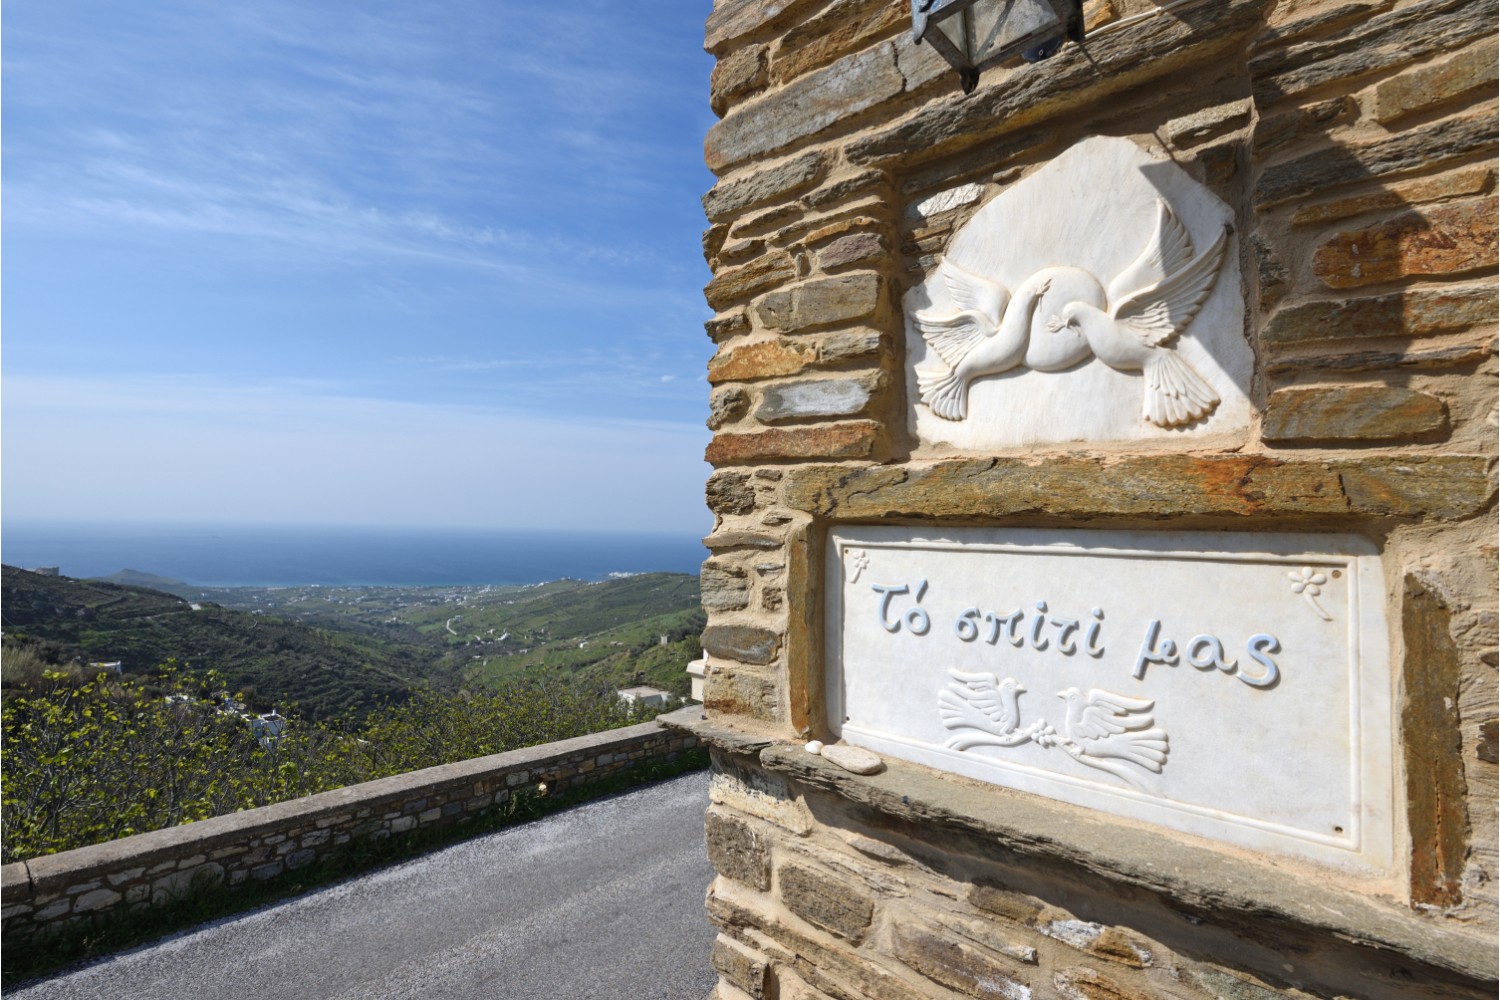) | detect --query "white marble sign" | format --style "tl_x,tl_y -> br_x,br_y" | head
825,527 -> 1394,872
905,136 -> 1252,448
